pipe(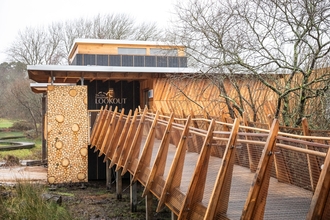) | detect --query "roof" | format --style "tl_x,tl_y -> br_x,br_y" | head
28,65 -> 198,93
68,38 -> 185,60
